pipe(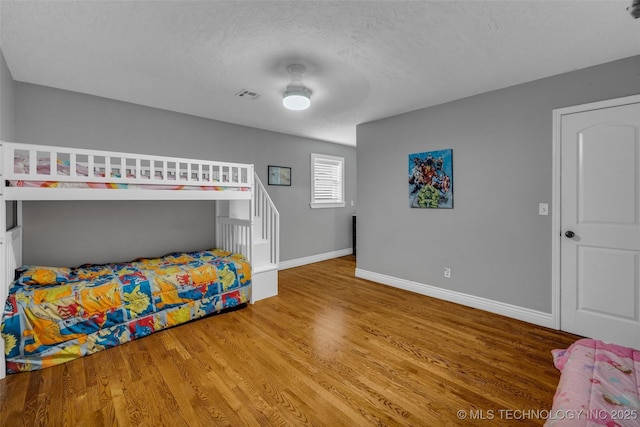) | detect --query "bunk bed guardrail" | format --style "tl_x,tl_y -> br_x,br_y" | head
216,217 -> 252,262
1,142 -> 253,188
0,227 -> 22,379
